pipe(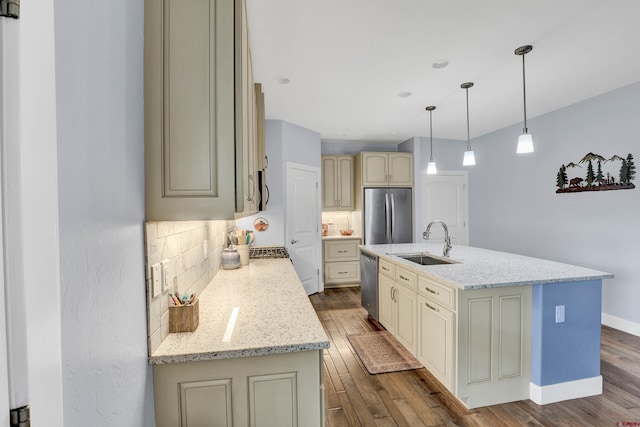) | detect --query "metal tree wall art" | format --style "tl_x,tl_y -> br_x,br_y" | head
556,152 -> 635,193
